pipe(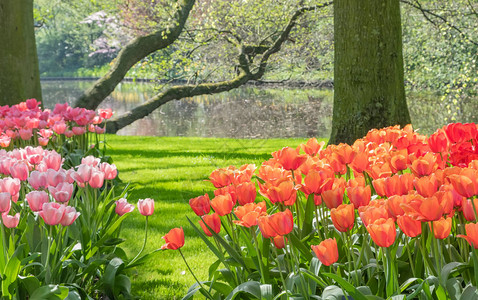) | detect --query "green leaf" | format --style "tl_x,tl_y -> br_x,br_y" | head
461,285 -> 478,300
301,194 -> 316,239
19,275 -> 41,296
225,281 -> 261,300
2,244 -> 26,297
103,257 -> 124,298
322,272 -> 368,300
288,232 -> 312,261
30,285 -> 69,300
321,285 -> 344,300
260,284 -> 273,300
